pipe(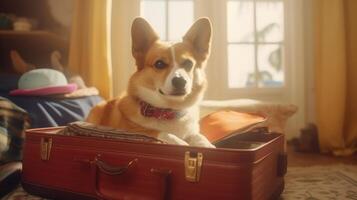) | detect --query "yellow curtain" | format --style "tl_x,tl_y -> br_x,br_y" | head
344,0 -> 357,154
314,0 -> 357,155
68,0 -> 113,99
